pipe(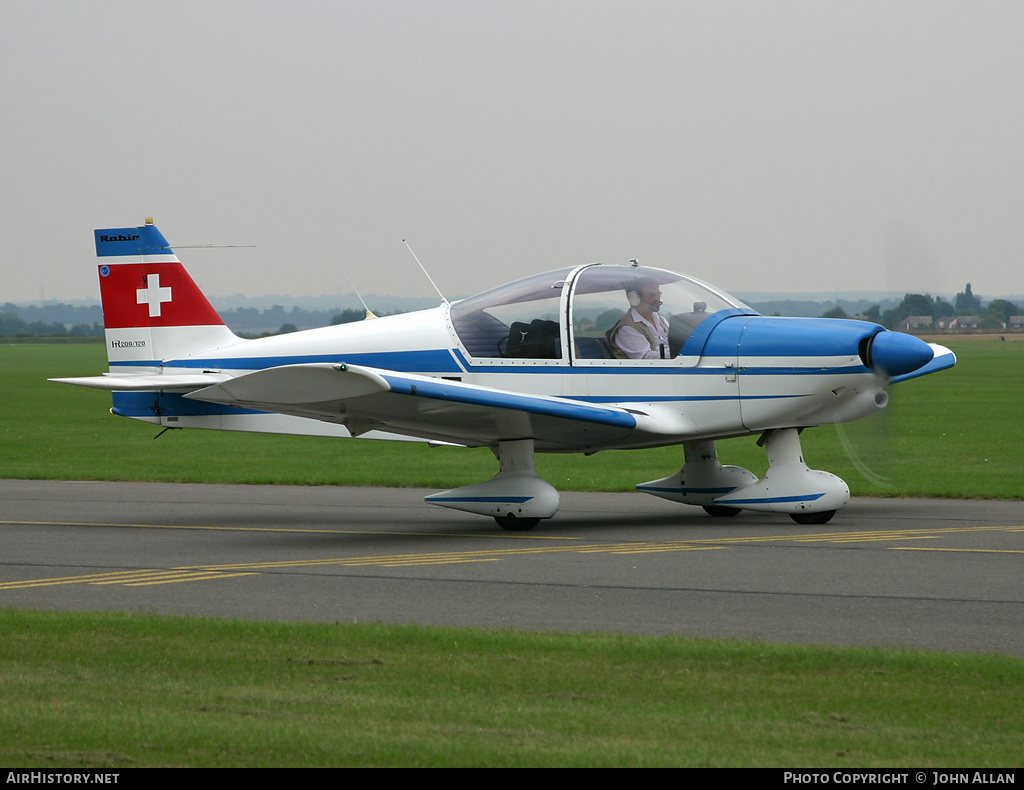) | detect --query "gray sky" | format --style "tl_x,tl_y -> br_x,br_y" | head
3,0 -> 1022,304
